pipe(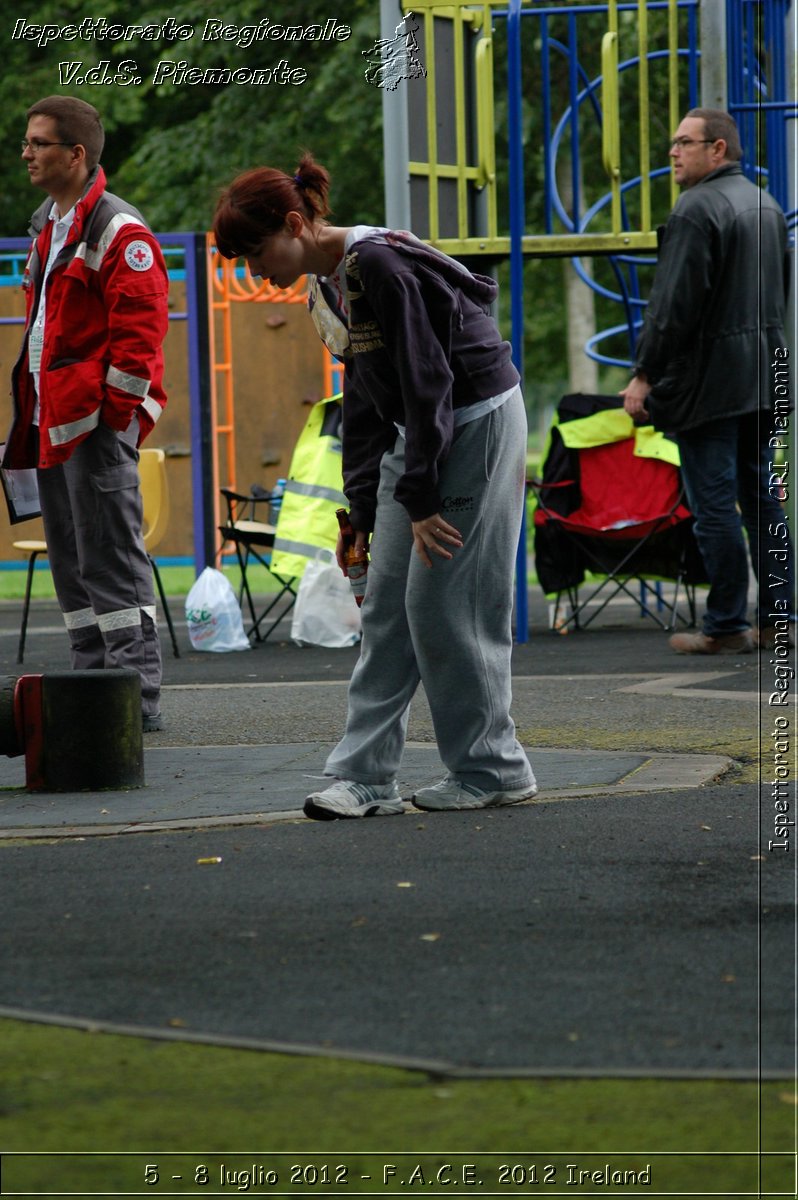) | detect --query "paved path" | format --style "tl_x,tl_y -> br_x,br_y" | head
0,594 -> 791,1078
